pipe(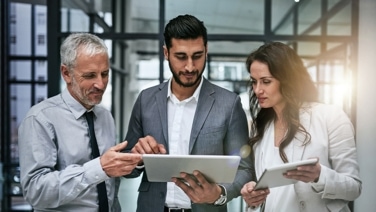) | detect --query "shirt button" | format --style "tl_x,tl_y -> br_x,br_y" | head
95,175 -> 99,179
299,201 -> 306,210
